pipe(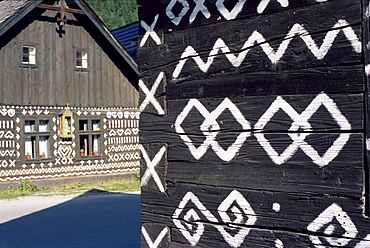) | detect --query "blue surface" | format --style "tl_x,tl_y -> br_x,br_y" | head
112,22 -> 139,62
0,192 -> 141,248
